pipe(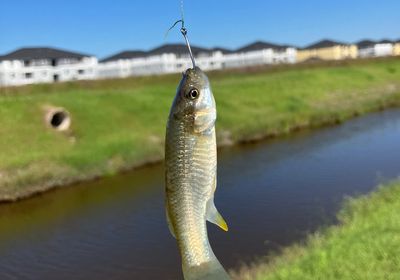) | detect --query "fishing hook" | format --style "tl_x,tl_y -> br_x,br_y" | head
165,14 -> 196,68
